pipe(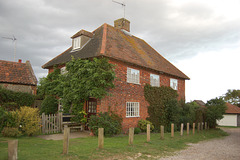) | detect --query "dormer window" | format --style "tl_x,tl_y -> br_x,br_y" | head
73,37 -> 81,50
71,29 -> 93,51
